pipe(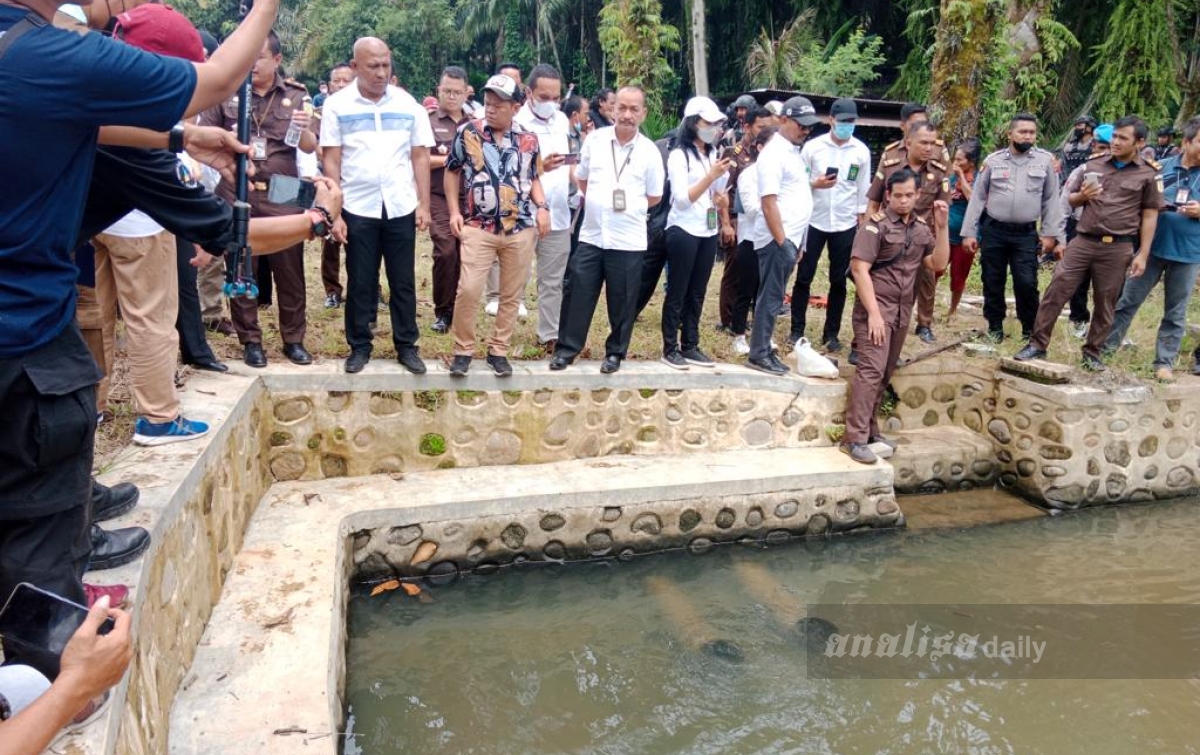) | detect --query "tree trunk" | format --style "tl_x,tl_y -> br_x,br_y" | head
929,0 -> 1005,146
999,1 -> 1049,102
1178,7 -> 1200,121
690,0 -> 709,95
